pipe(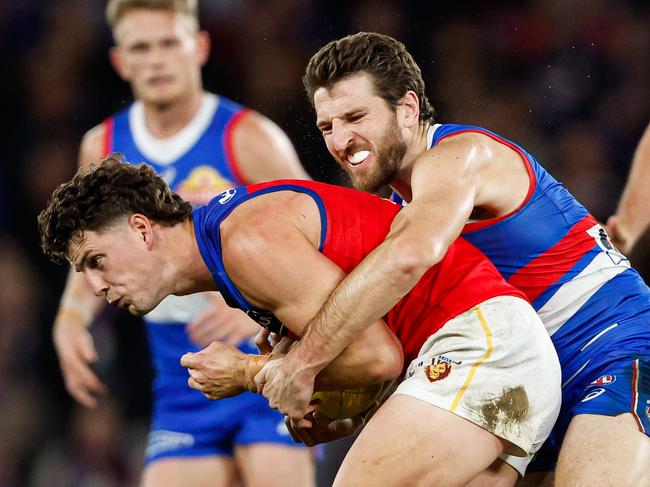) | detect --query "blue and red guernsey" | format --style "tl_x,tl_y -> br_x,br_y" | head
193,179 -> 525,365
104,93 -> 249,206
427,124 -> 650,368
